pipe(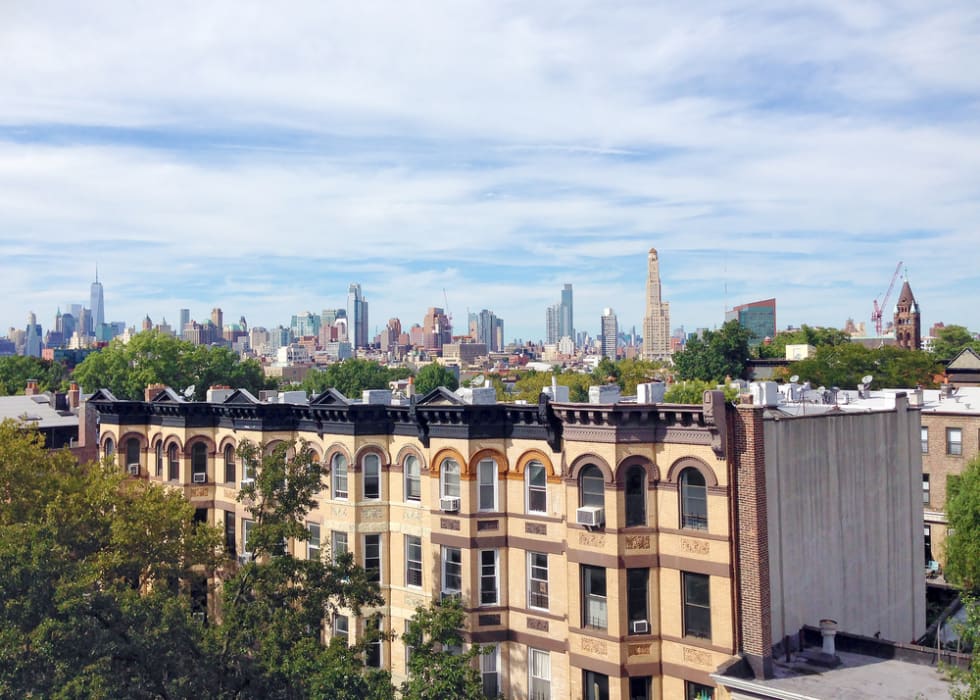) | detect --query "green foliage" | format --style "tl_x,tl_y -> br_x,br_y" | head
945,455 -> 980,591
664,380 -> 740,404
300,359 -> 410,399
932,325 -> 980,362
949,595 -> 980,699
0,355 -> 68,395
72,330 -> 273,400
507,369 -> 591,403
400,597 -> 488,700
755,324 -> 851,359
674,320 -> 753,382
414,363 -> 460,395
606,358 -> 667,395
779,344 -> 940,389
